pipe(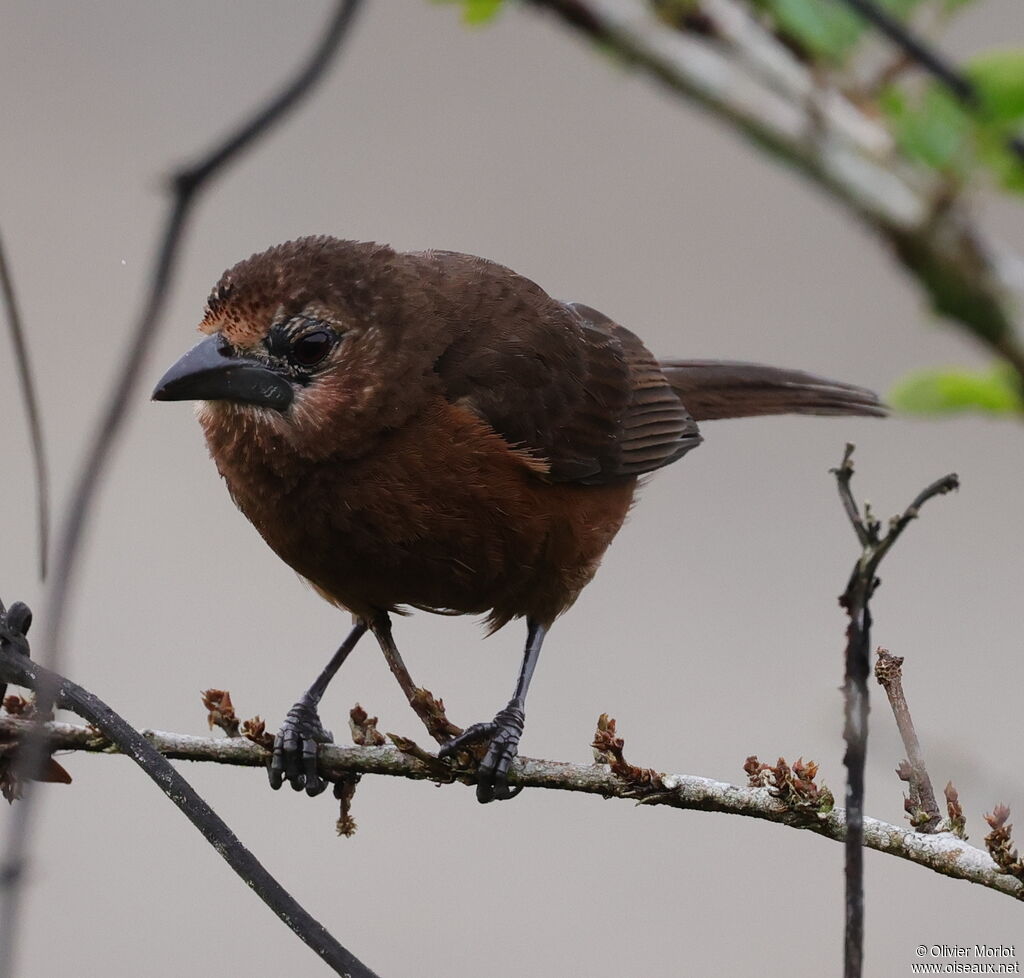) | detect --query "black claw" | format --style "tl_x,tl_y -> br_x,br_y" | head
305,777 -> 328,797
267,695 -> 333,794
269,731 -> 286,789
437,721 -> 498,759
439,702 -> 525,804
303,739 -> 326,796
